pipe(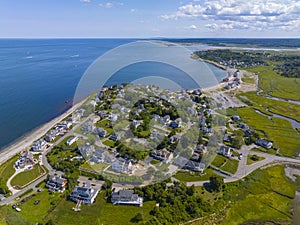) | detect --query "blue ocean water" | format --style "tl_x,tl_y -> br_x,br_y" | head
0,39 -> 226,151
